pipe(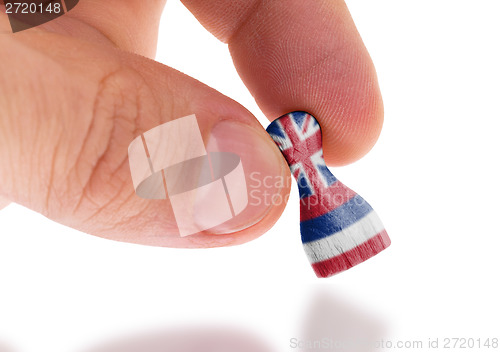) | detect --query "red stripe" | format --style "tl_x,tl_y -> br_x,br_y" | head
302,114 -> 310,134
311,230 -> 391,278
278,114 -> 322,165
279,114 -> 325,196
299,181 -> 357,221
278,114 -> 302,147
